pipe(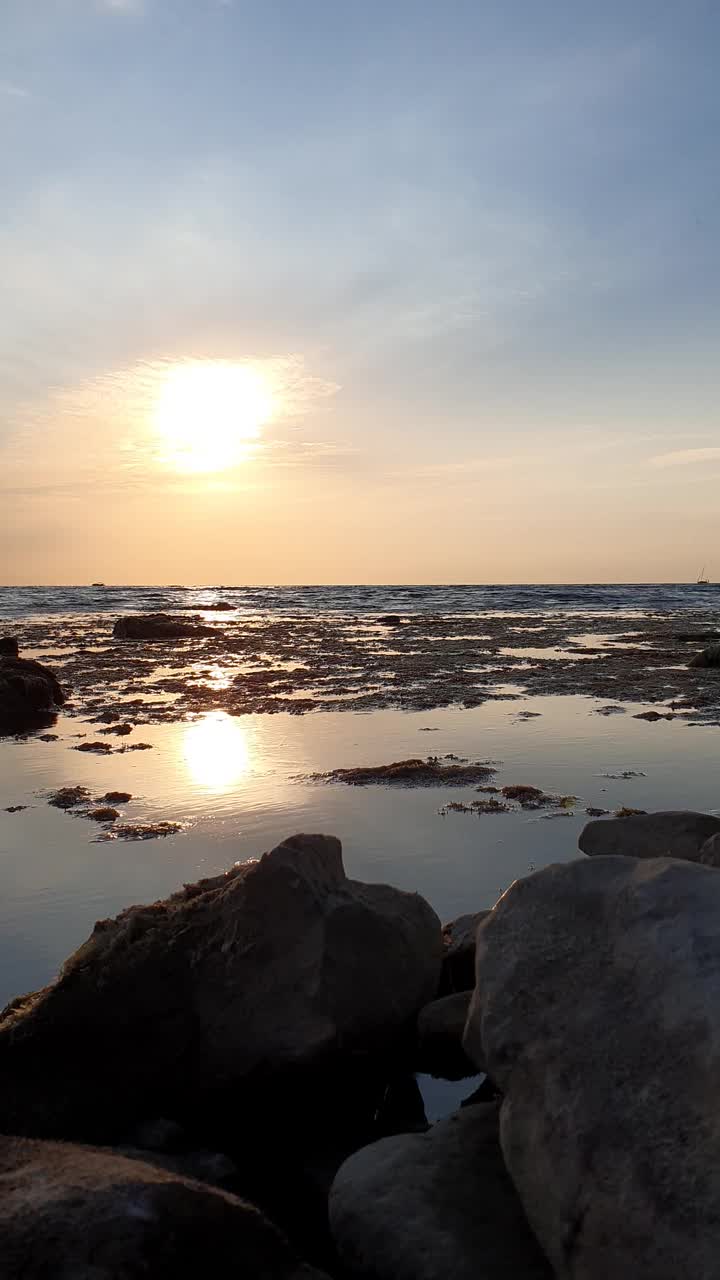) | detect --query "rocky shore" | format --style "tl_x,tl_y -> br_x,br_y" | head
3,605 -> 720,725
2,810 -> 720,1275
